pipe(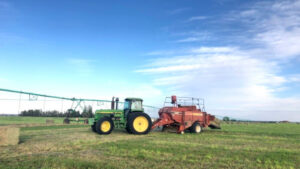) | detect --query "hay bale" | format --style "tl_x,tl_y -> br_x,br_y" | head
0,127 -> 19,146
46,119 -> 54,124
